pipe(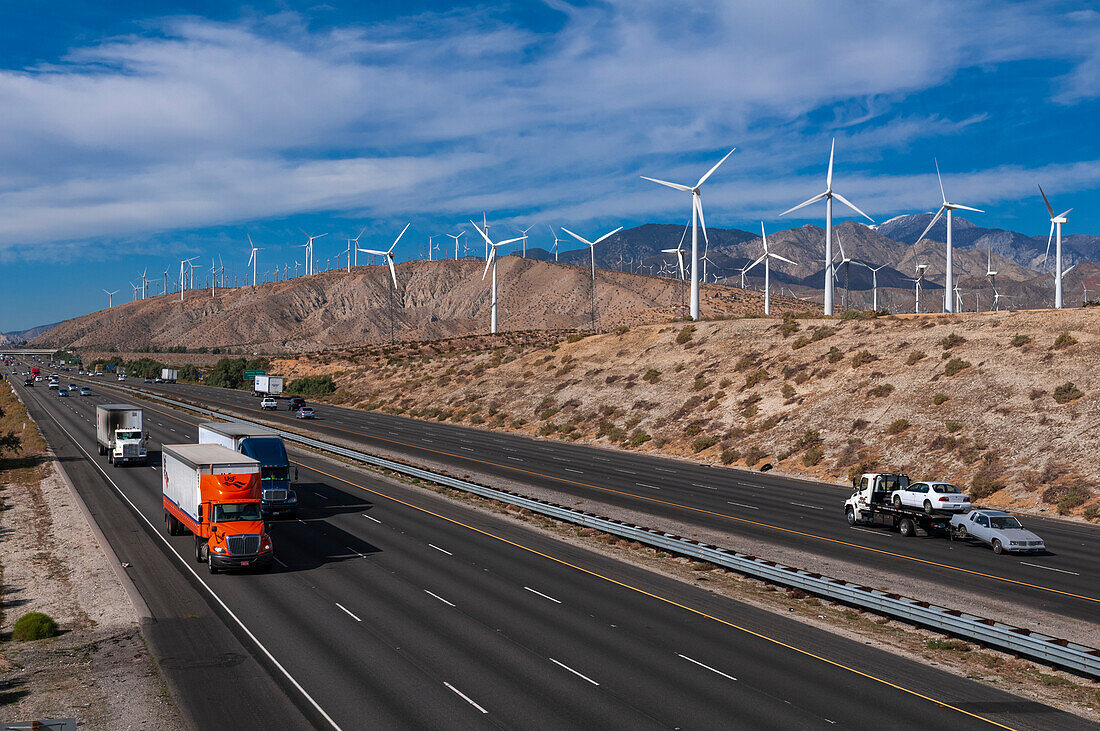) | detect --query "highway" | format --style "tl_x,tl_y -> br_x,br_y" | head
115,376 -> 1098,624
9,373 -> 1086,729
